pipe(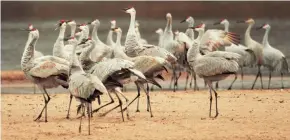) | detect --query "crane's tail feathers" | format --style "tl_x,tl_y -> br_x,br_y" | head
128,69 -> 146,80
244,49 -> 257,67
155,74 -> 165,81
147,78 -> 162,89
